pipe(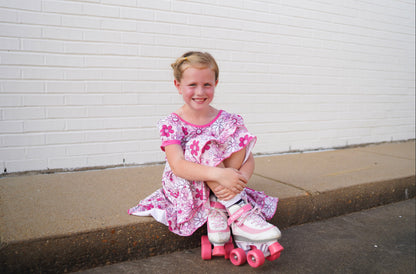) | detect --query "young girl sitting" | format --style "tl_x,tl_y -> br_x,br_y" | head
128,51 -> 281,252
